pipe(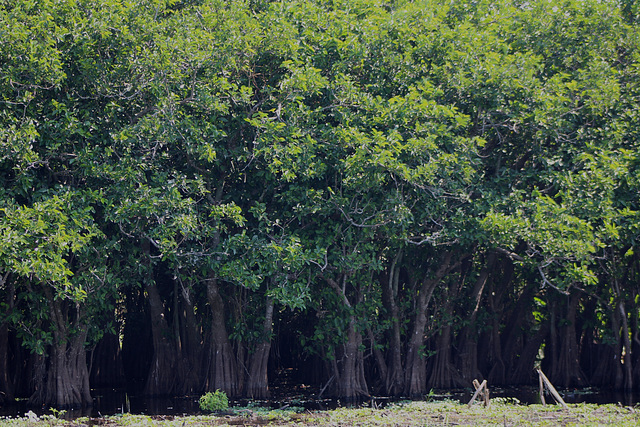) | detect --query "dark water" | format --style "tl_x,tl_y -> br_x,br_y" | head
2,386 -> 640,420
